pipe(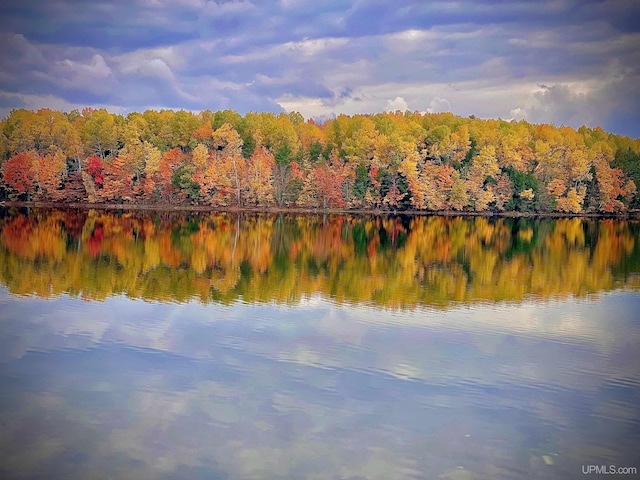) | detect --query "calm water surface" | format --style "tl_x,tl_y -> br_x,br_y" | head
1,209 -> 639,479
